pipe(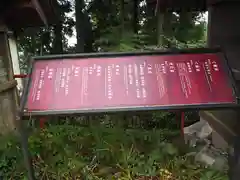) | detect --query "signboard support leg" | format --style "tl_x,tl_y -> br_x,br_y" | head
17,119 -> 35,180
39,117 -> 46,129
180,112 -> 185,138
